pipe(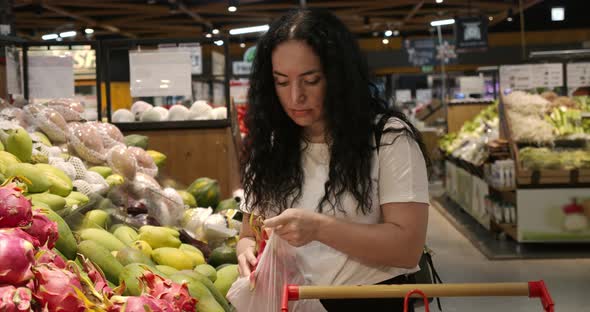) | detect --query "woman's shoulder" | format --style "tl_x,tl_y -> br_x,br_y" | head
375,114 -> 413,134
